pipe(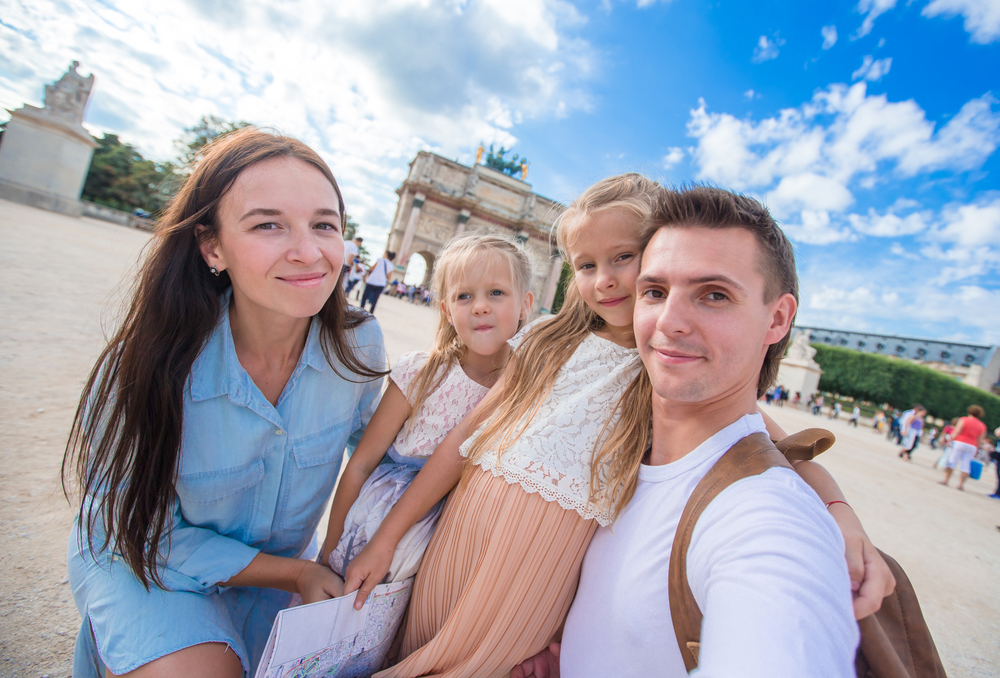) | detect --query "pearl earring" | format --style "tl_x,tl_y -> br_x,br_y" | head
210,267 -> 220,277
